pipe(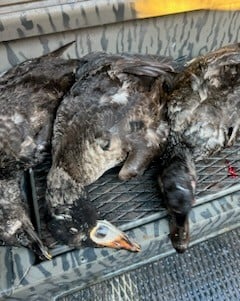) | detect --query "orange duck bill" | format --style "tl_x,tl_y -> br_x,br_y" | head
90,220 -> 141,252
